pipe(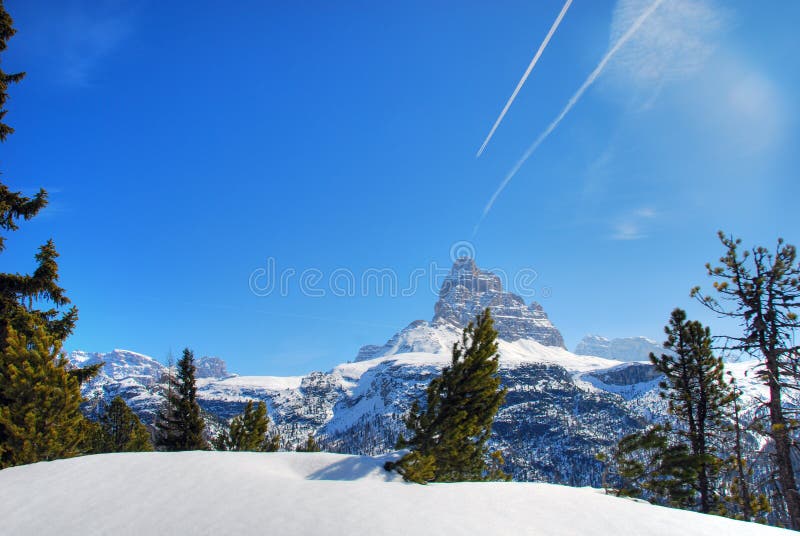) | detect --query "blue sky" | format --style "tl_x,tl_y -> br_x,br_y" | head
3,0 -> 798,375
